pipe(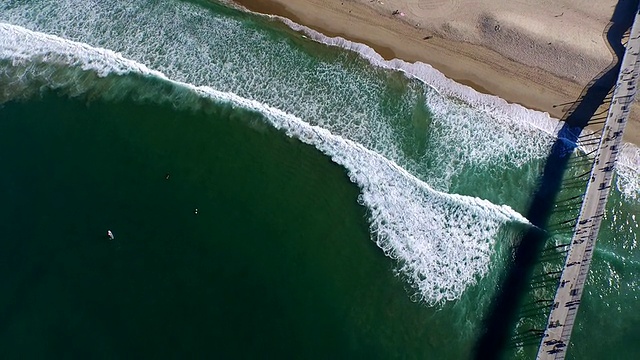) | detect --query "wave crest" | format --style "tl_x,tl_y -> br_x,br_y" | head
0,22 -> 530,304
